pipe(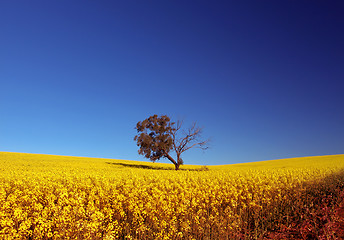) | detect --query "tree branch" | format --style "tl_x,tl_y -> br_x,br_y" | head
175,122 -> 209,154
180,139 -> 209,153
